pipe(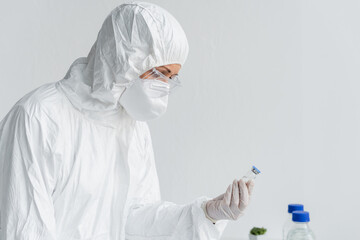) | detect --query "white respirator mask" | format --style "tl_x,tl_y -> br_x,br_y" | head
119,68 -> 181,121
